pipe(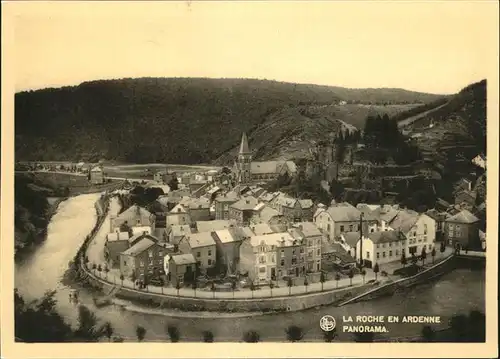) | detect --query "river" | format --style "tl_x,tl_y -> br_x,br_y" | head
14,195 -> 485,342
